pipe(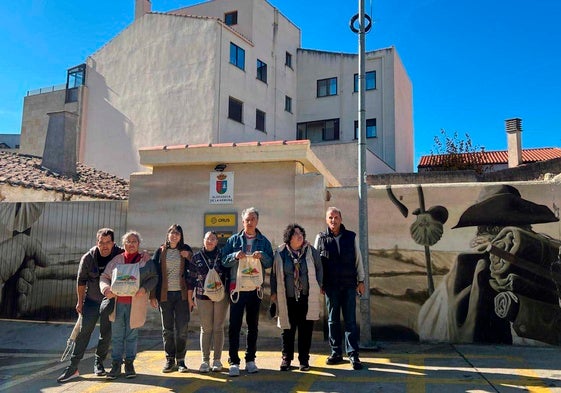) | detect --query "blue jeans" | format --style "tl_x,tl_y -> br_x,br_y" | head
70,297 -> 111,366
325,287 -> 359,356
159,291 -> 190,360
228,291 -> 261,365
111,302 -> 138,362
